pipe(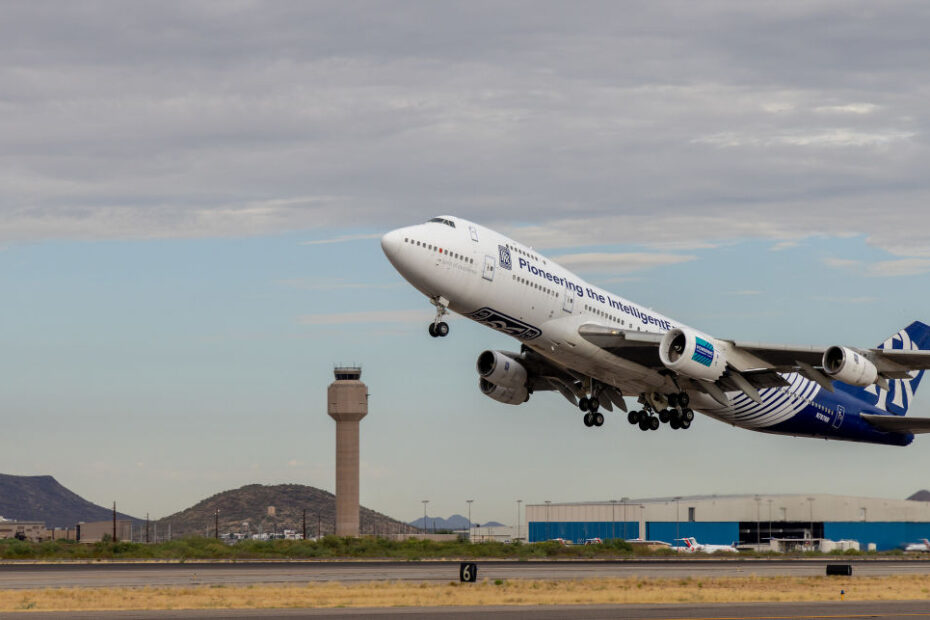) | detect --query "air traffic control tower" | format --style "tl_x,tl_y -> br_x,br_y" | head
327,366 -> 368,537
